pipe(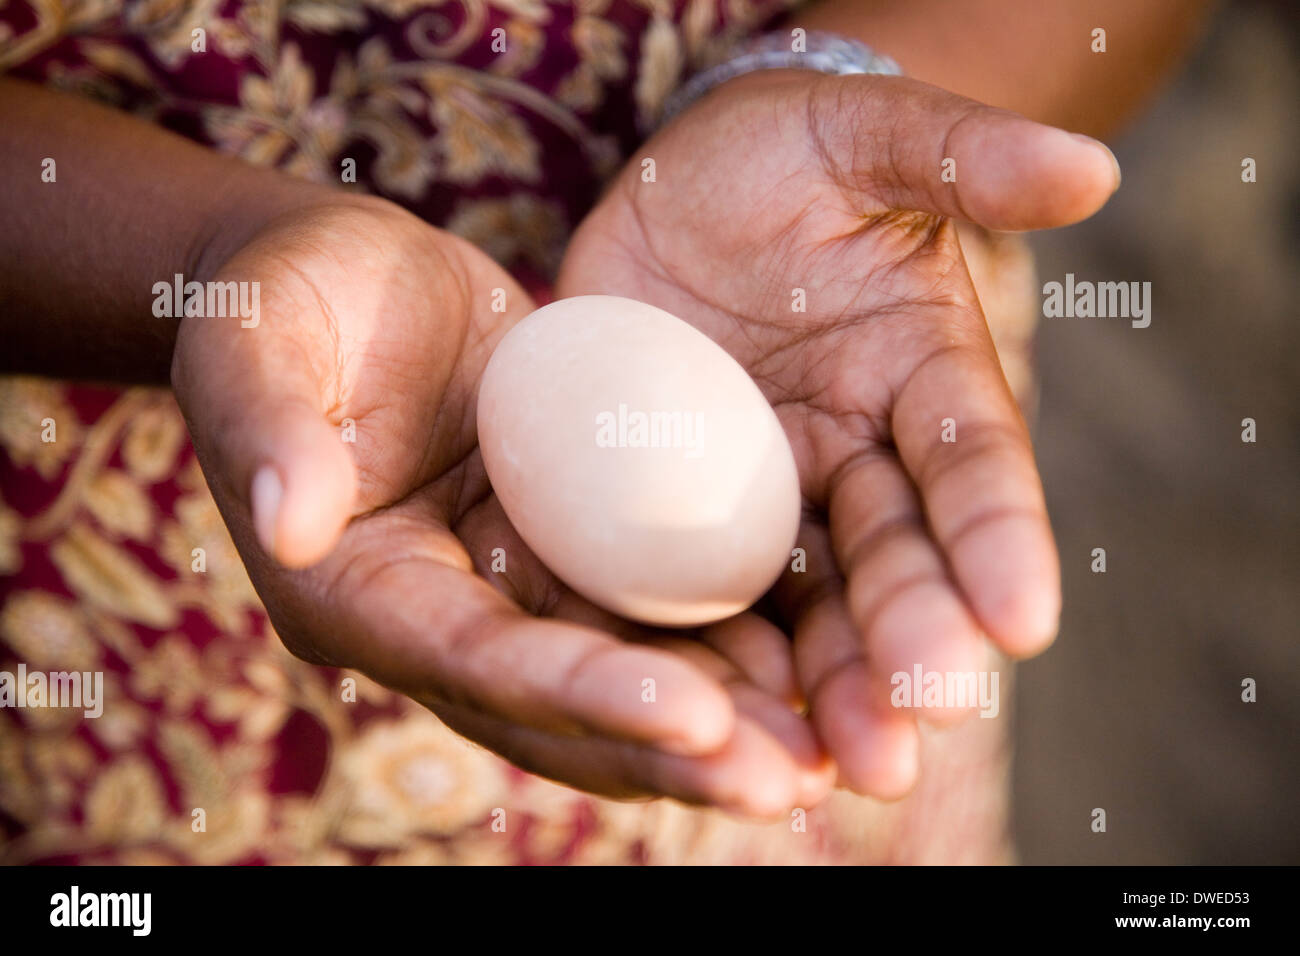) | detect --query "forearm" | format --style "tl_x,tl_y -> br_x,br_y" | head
791,0 -> 1215,137
0,78 -> 332,382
